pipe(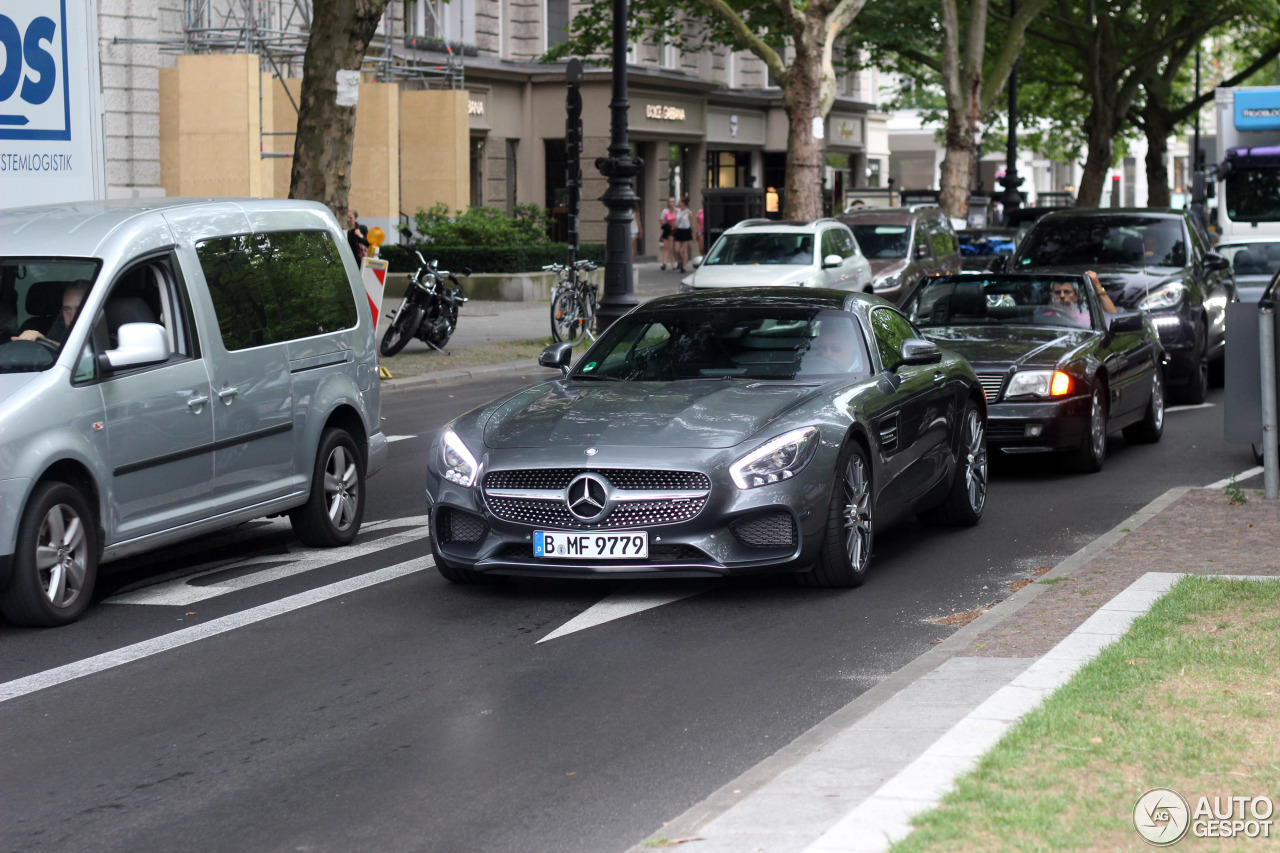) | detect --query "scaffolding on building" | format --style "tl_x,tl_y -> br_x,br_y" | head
113,0 -> 465,160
